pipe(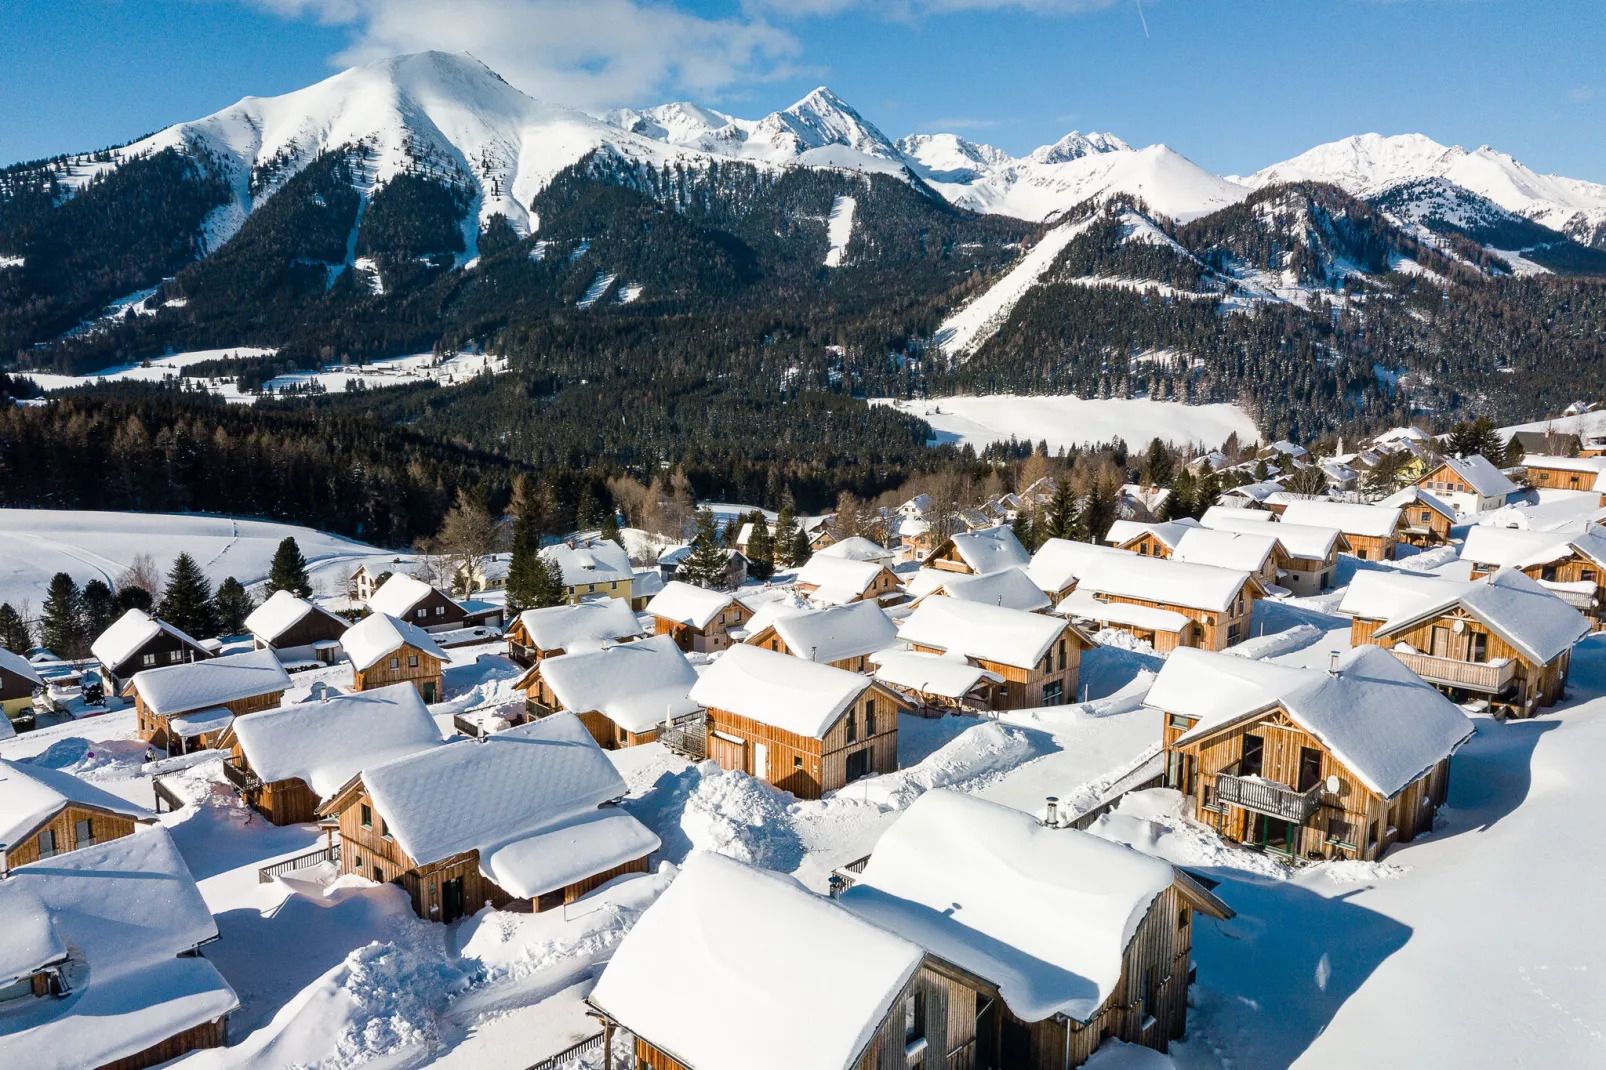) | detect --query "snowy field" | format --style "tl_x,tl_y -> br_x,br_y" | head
17,348 -> 508,404
0,509 -> 409,609
871,394 -> 1261,452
